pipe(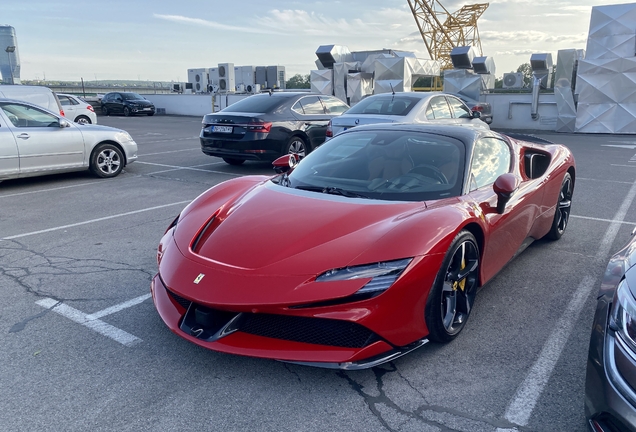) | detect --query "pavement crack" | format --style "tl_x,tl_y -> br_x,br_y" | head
282,363 -> 302,383
8,306 -> 55,333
